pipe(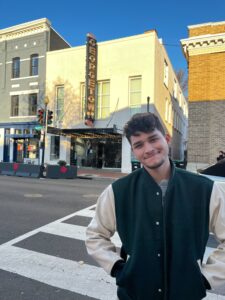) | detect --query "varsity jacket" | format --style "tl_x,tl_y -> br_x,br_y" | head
86,165 -> 225,300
